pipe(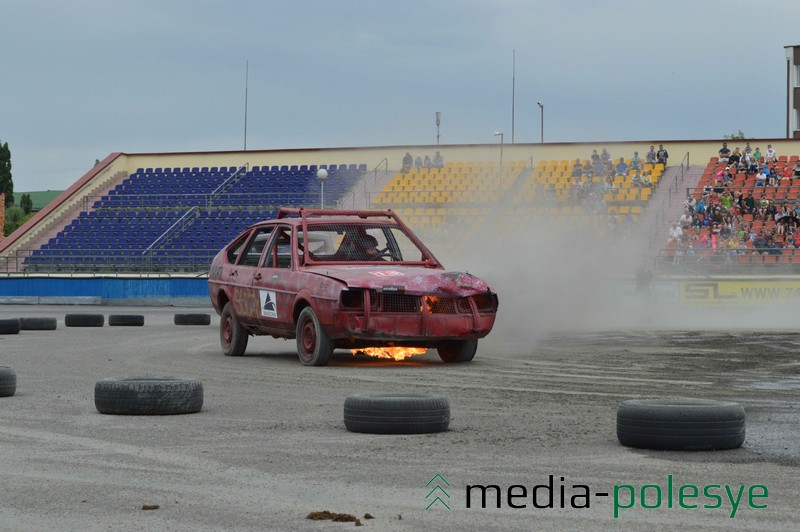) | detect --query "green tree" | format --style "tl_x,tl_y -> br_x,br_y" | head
0,141 -> 13,207
723,130 -> 746,140
20,193 -> 33,214
3,205 -> 25,235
